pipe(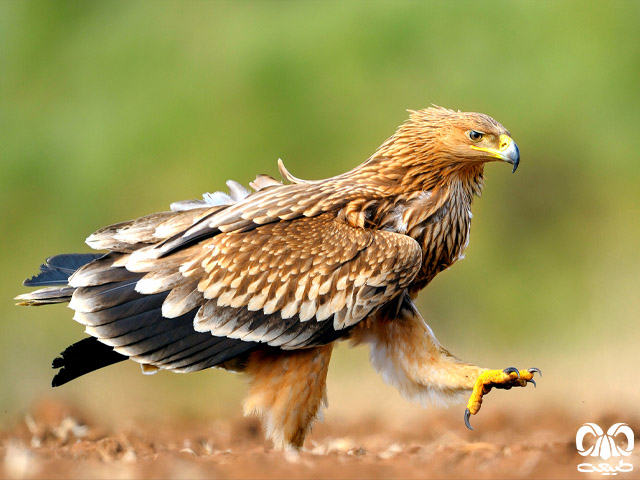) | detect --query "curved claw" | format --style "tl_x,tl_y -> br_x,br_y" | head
528,367 -> 542,377
464,408 -> 474,430
503,367 -> 520,377
528,379 -> 537,388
